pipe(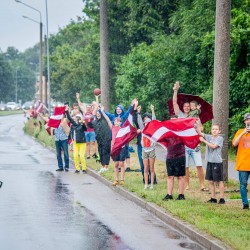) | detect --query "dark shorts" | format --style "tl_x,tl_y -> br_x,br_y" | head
125,144 -> 130,159
113,146 -> 126,162
166,156 -> 185,177
205,162 -> 223,182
